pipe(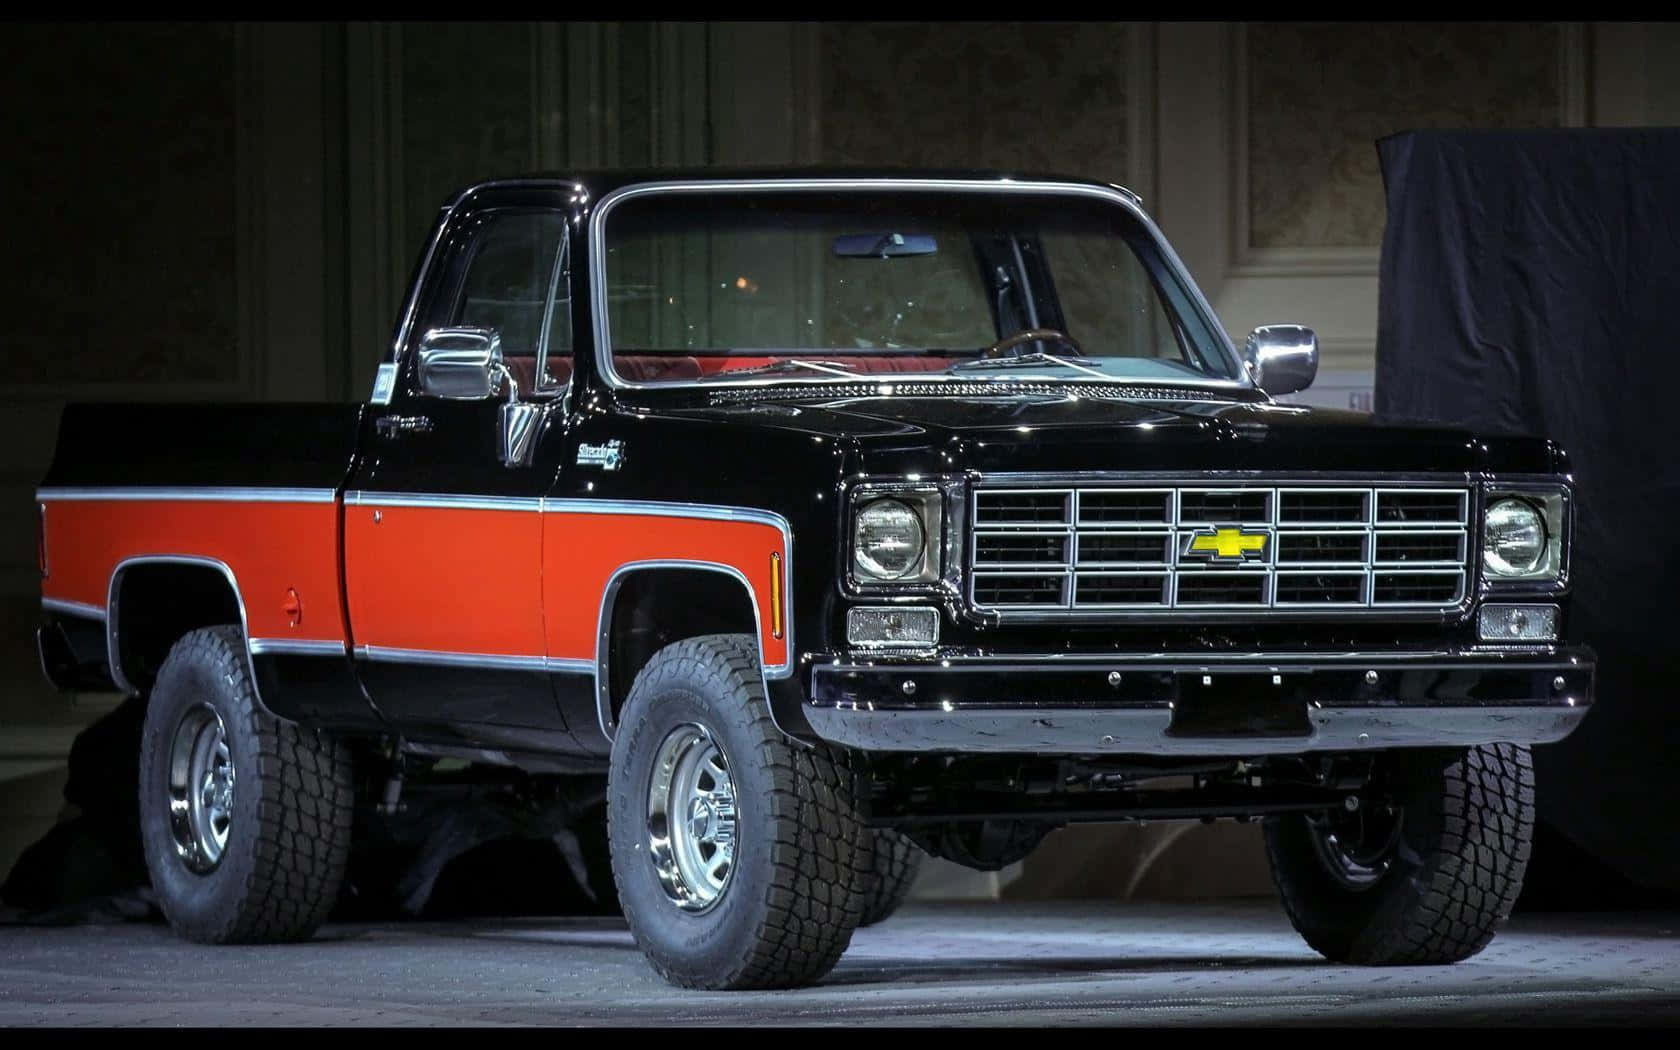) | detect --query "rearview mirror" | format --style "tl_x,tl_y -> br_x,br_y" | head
418,327 -> 505,400
1242,324 -> 1318,397
832,232 -> 938,258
